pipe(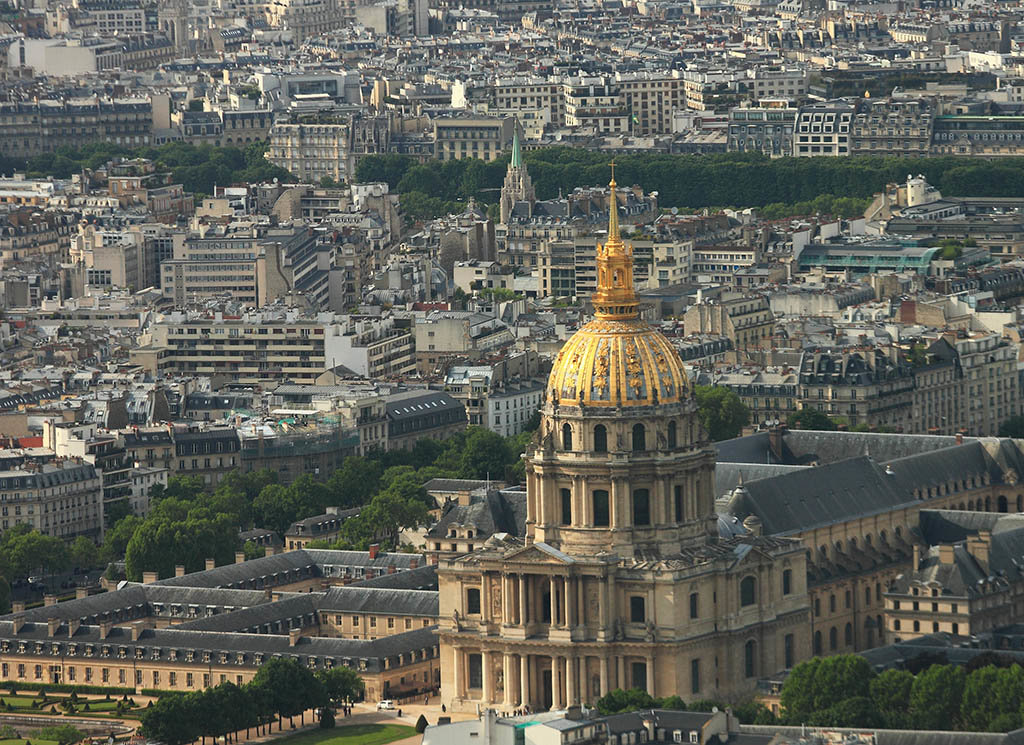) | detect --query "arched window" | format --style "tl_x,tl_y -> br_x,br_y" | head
593,490 -> 610,527
560,488 -> 572,525
829,626 -> 838,650
740,576 -> 756,607
744,640 -> 756,678
845,622 -> 853,647
782,569 -> 792,596
562,423 -> 573,451
667,420 -> 677,449
594,424 -> 607,453
632,489 -> 650,526
814,631 -> 822,655
999,495 -> 1008,513
632,423 -> 646,451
